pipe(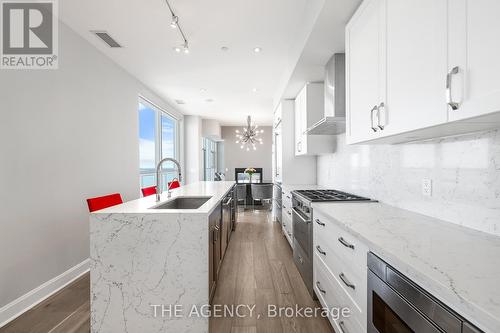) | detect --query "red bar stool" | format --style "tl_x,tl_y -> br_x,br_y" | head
168,179 -> 181,190
86,193 -> 123,212
141,186 -> 157,197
